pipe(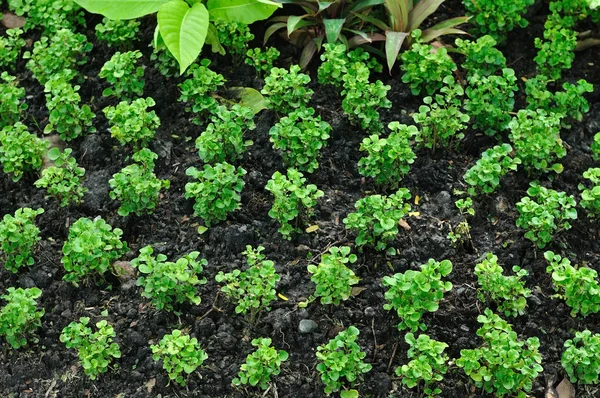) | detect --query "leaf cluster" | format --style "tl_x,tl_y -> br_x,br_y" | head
7,0 -> 85,34
151,329 -> 208,386
60,317 -> 121,380
35,148 -> 87,207
215,246 -> 280,322
579,167 -> 600,217
315,326 -> 372,395
474,253 -> 531,317
261,65 -> 313,114
455,35 -> 507,78
0,208 -> 44,273
61,217 -> 129,285
196,104 -> 255,163
131,246 -> 207,311
109,149 -> 170,216
0,72 -> 28,129
383,259 -> 453,332
545,251 -> 600,317
516,182 -> 577,248
0,28 -> 26,70
104,97 -> 160,149
232,337 -> 288,390
0,122 -> 48,182
0,287 -> 44,349
463,143 -> 521,195
307,246 -> 359,306
214,20 -> 254,59
456,309 -> 543,397
269,107 -> 331,173
99,50 -> 145,99
178,59 -> 226,120
265,168 -> 323,239
44,76 -> 96,141
396,333 -> 449,397
245,47 -> 280,77
185,162 -> 246,229
463,0 -> 535,42
95,17 -> 140,48
562,330 -> 600,384
344,188 -> 411,253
